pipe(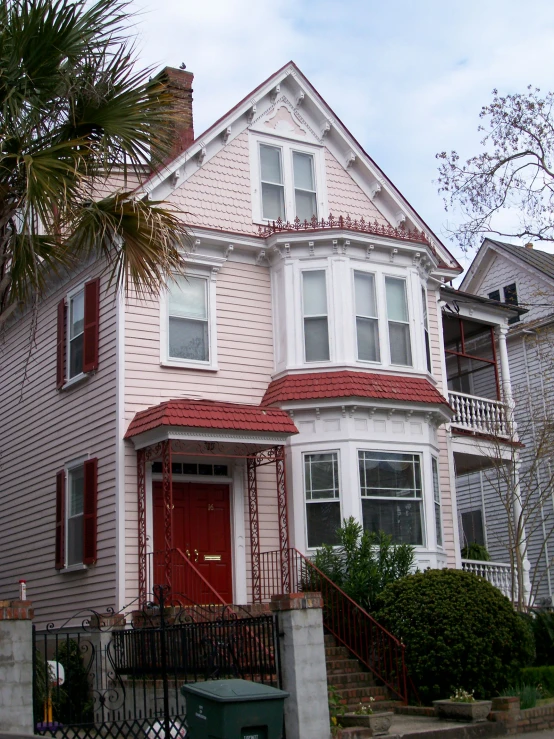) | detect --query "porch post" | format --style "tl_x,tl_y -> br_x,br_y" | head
275,446 -> 291,593
161,439 -> 173,593
137,448 -> 147,607
247,456 -> 261,603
